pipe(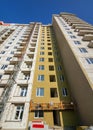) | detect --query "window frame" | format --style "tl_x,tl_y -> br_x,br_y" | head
36,88 -> 44,97
34,110 -> 44,118
38,75 -> 44,81
86,58 -> 93,64
39,65 -> 44,70
79,48 -> 88,53
14,105 -> 24,120
20,87 -> 27,97
39,58 -> 44,62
